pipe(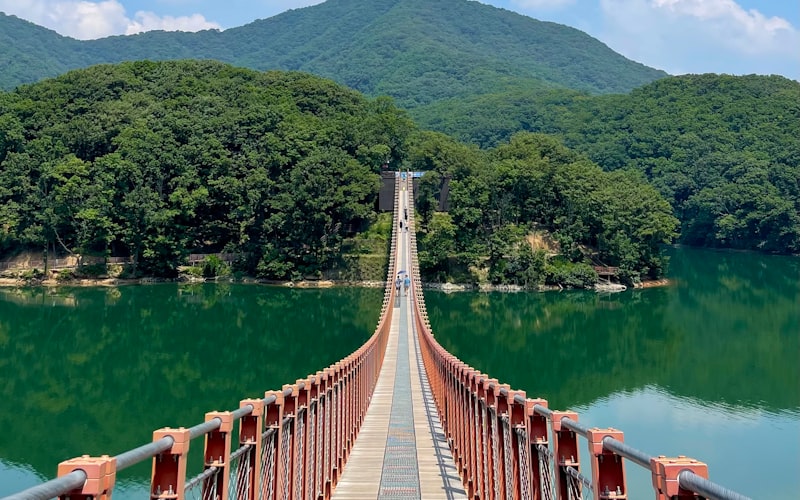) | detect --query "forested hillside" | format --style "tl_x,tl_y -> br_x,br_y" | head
410,132 -> 679,285
0,61 -> 414,278
417,74 -> 800,254
0,61 -> 681,285
0,0 -> 667,105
